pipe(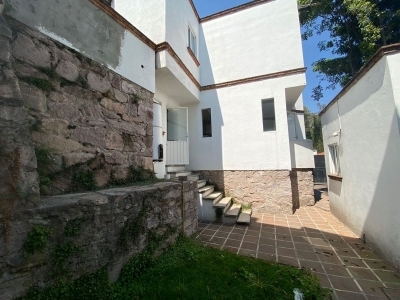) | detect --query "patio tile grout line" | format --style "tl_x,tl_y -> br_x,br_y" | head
206,223 -> 223,246
220,224 -> 237,251
286,214 -> 301,268
310,207 -> 368,299
299,208 -> 338,299
313,207 -> 390,293
255,213 -> 264,259
236,224 -> 249,255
